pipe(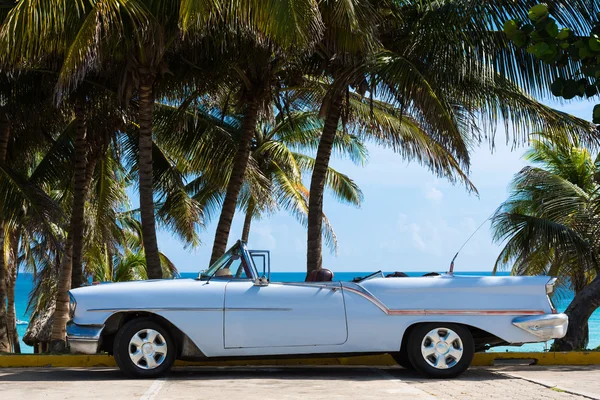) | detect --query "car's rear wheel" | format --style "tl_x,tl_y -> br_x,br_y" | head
407,323 -> 474,379
114,318 -> 176,378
